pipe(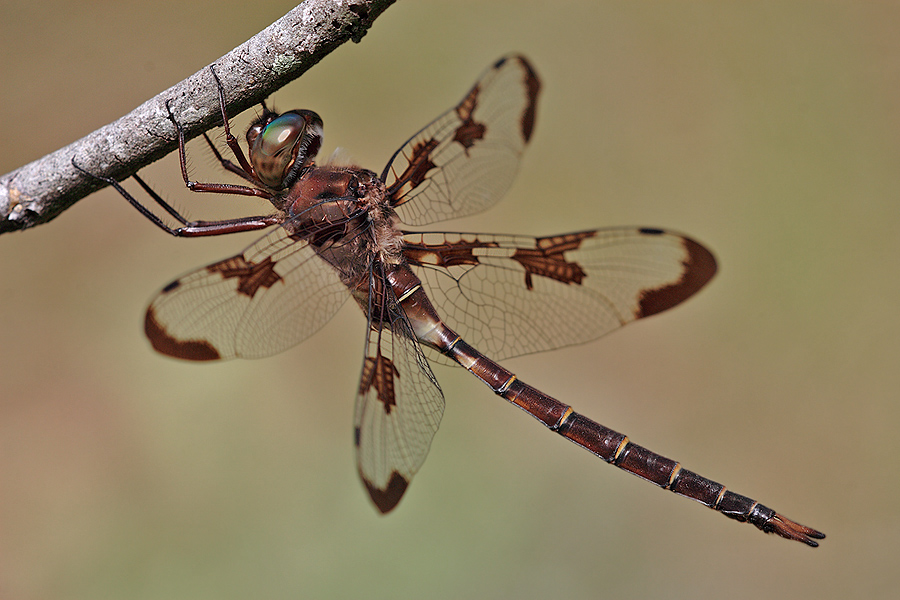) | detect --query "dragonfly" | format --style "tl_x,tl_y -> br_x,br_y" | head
78,55 -> 824,546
